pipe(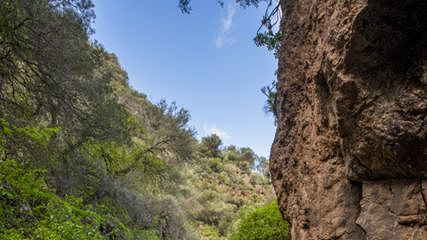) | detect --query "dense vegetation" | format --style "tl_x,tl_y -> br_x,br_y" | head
231,202 -> 290,240
0,0 -> 289,239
